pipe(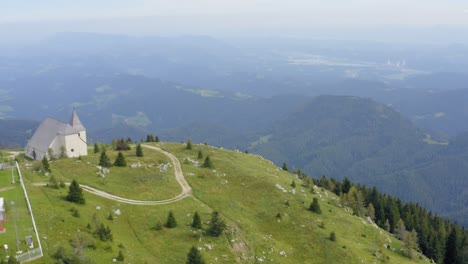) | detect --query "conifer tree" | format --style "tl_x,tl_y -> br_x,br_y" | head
42,156 -> 50,172
282,162 -> 288,171
165,210 -> 177,228
146,134 -> 154,142
93,143 -> 100,154
309,197 -> 322,214
186,246 -> 205,264
403,229 -> 419,260
66,180 -> 85,204
191,211 -> 202,229
155,136 -> 160,142
136,144 -> 144,157
187,139 -> 193,150
367,203 -> 376,221
208,211 -> 226,237
445,227 -> 461,264
197,150 -> 203,159
114,152 -> 127,167
329,231 -> 337,241
291,180 -> 296,188
202,156 -> 213,168
99,150 -> 112,167
116,250 -> 124,261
